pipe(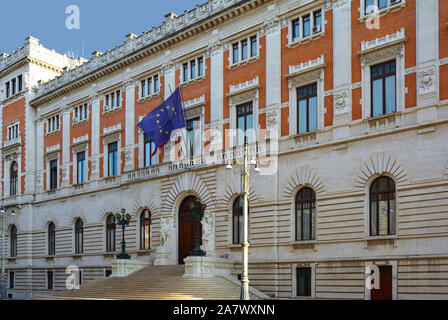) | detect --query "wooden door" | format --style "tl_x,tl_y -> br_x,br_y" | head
178,196 -> 202,264
371,265 -> 393,300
